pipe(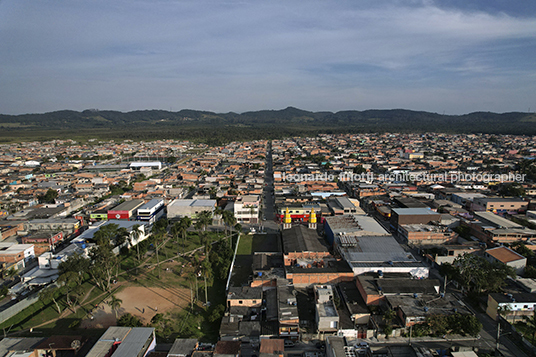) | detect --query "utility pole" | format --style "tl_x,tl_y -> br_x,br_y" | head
495,317 -> 501,357
204,275 -> 208,308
